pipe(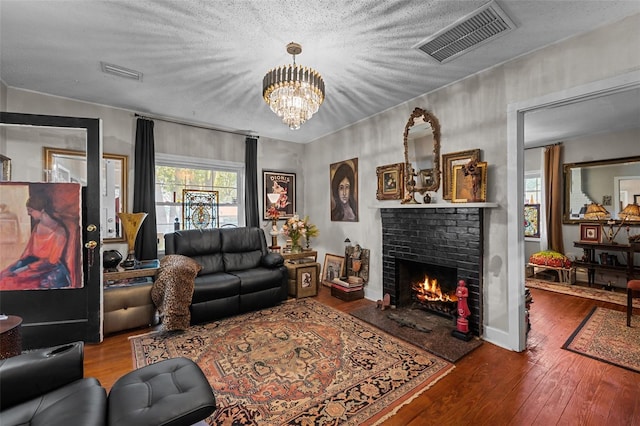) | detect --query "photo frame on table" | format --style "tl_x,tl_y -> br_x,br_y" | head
580,223 -> 601,242
376,162 -> 404,200
451,161 -> 487,203
441,149 -> 481,200
263,170 -> 296,220
321,253 -> 345,287
524,204 -> 541,238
